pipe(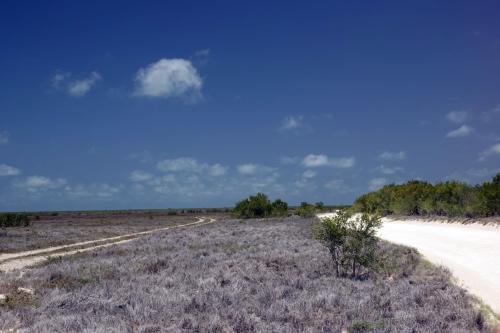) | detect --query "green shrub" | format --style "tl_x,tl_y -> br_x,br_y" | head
296,202 -> 316,217
0,213 -> 31,228
312,210 -> 381,278
234,193 -> 289,218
